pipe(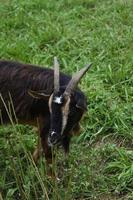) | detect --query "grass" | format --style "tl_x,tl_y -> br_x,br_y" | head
0,0 -> 133,199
